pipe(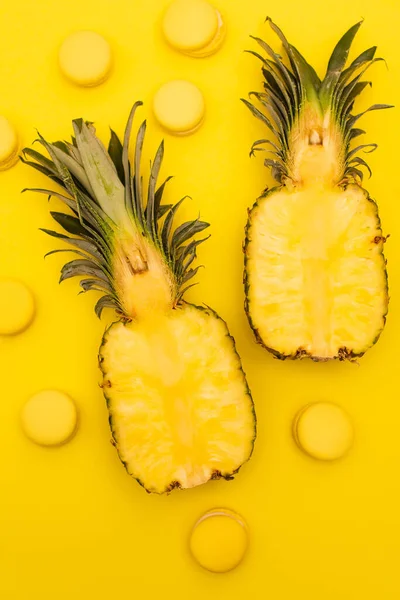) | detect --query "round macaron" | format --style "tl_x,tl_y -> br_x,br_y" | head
59,31 -> 112,87
189,508 -> 249,573
162,0 -> 225,57
0,117 -> 19,170
293,402 -> 354,461
21,390 -> 78,447
0,279 -> 35,335
153,80 -> 205,135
